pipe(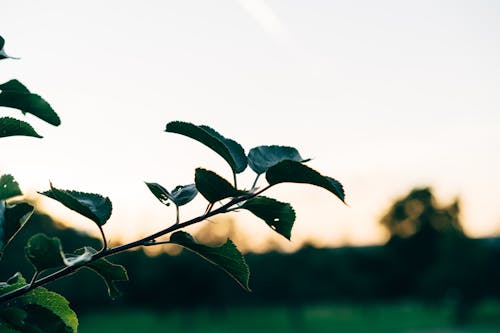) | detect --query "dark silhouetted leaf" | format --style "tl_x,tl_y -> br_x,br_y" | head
166,121 -> 247,173
0,36 -> 16,60
248,145 -> 309,175
0,116 -> 42,138
25,234 -> 65,271
0,174 -> 22,200
145,182 -> 197,207
170,184 -> 198,206
0,80 -> 29,94
75,247 -> 128,299
266,160 -> 345,202
195,169 -> 243,203
0,202 -> 34,255
241,196 -> 296,240
199,125 -> 247,173
169,231 -> 250,291
42,185 -> 112,226
0,80 -> 60,126
145,182 -> 171,206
